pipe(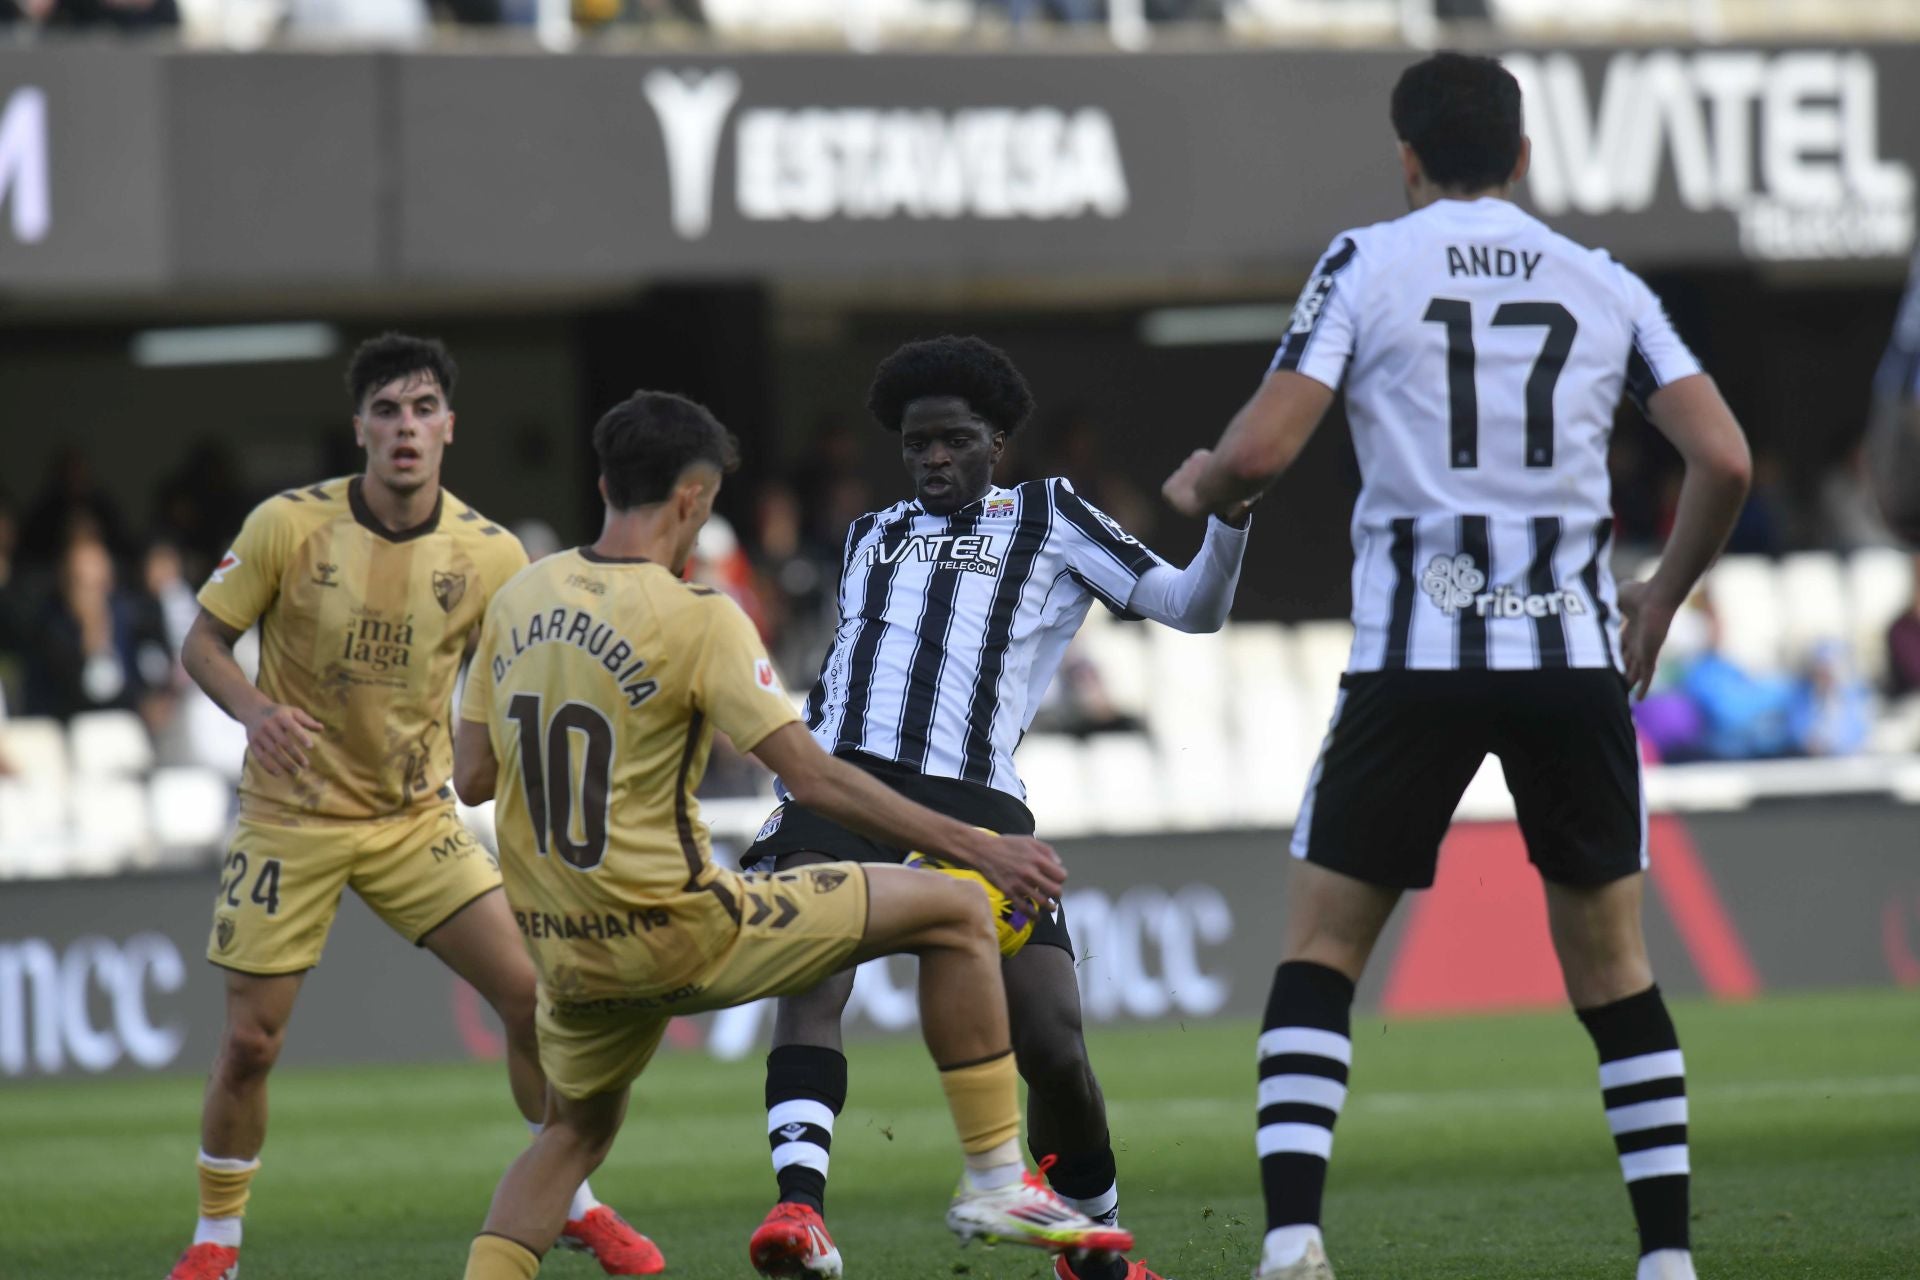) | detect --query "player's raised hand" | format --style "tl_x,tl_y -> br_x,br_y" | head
1161,449 -> 1216,519
244,702 -> 325,775
961,832 -> 1066,909
1617,580 -> 1677,701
